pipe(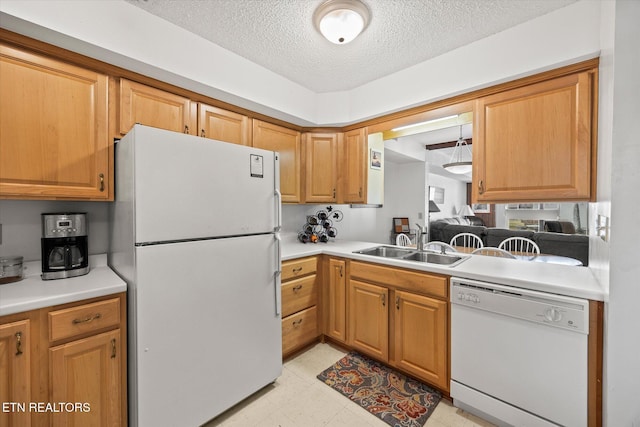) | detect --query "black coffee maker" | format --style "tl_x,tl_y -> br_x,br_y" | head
41,213 -> 89,280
